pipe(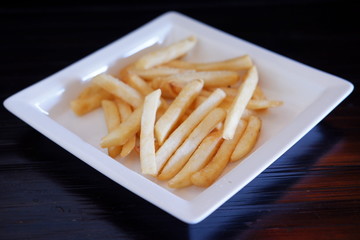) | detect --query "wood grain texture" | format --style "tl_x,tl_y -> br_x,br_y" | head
1,1 -> 359,239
